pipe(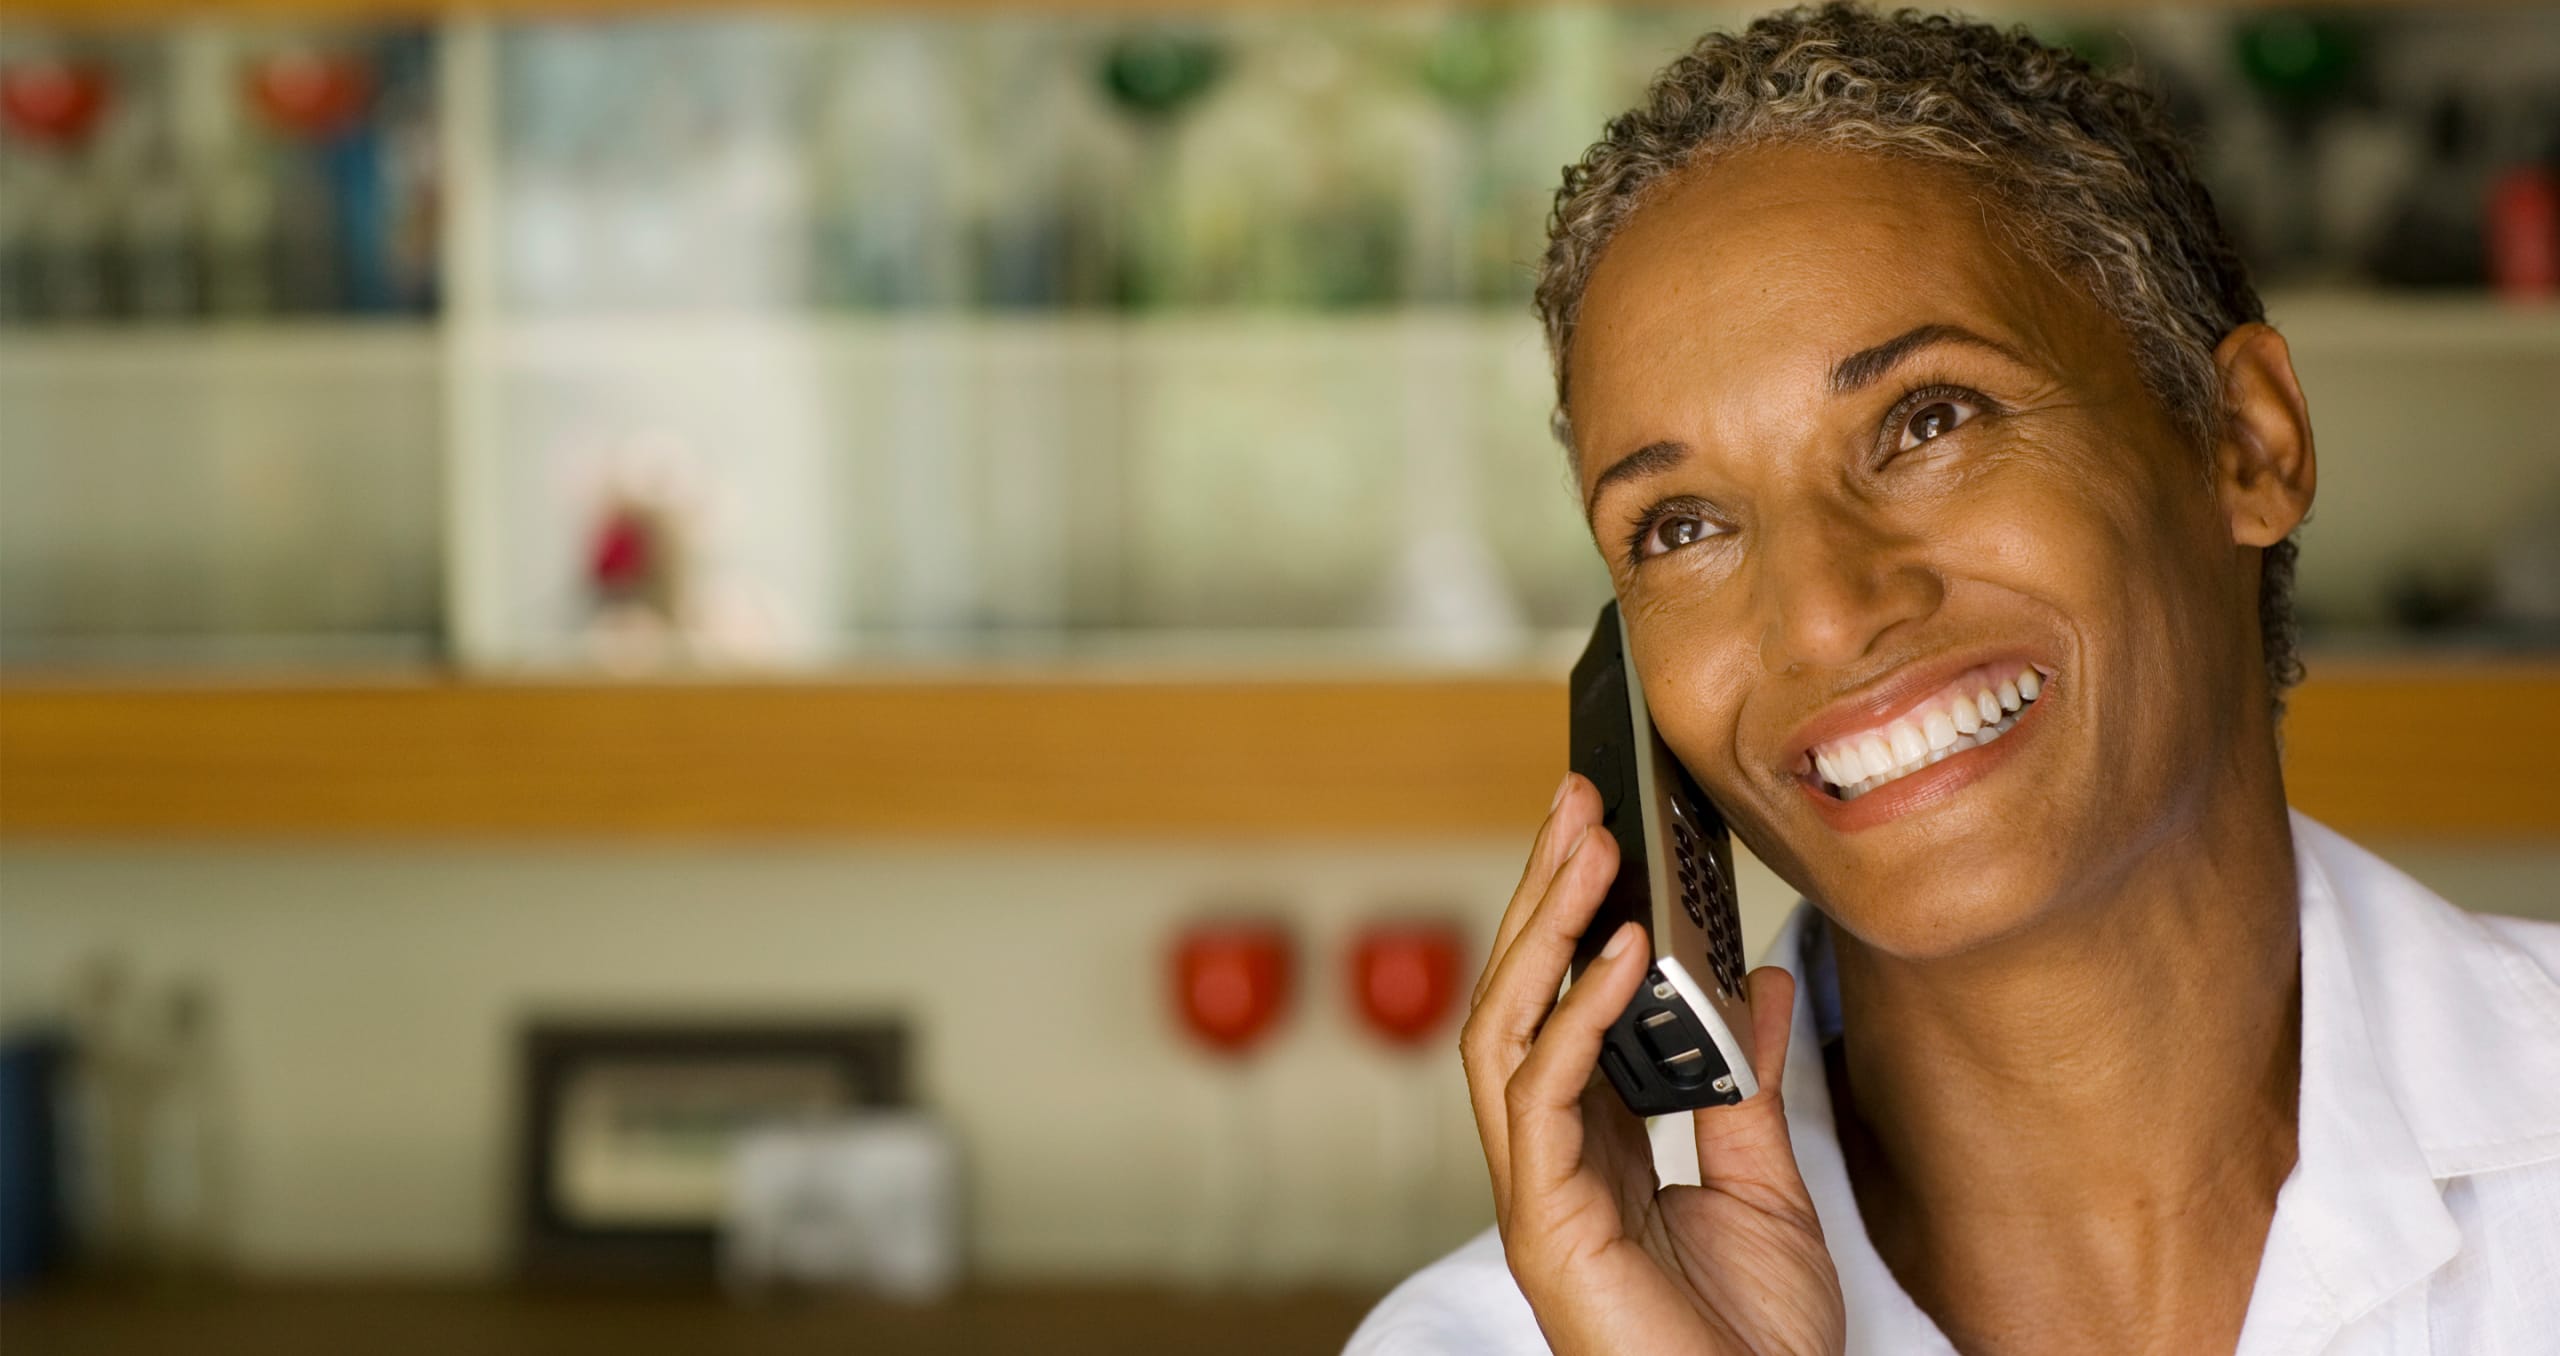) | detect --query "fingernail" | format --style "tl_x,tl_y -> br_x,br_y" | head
1550,773 -> 1573,812
1601,922 -> 1636,960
